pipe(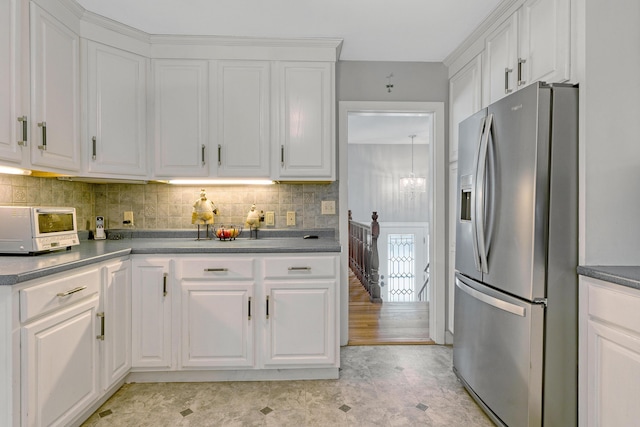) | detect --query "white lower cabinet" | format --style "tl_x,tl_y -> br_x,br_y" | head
131,257 -> 172,369
178,257 -> 256,368
263,280 -> 335,366
19,266 -> 102,427
100,259 -> 131,390
131,253 -> 339,376
261,255 -> 337,366
580,276 -> 640,426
